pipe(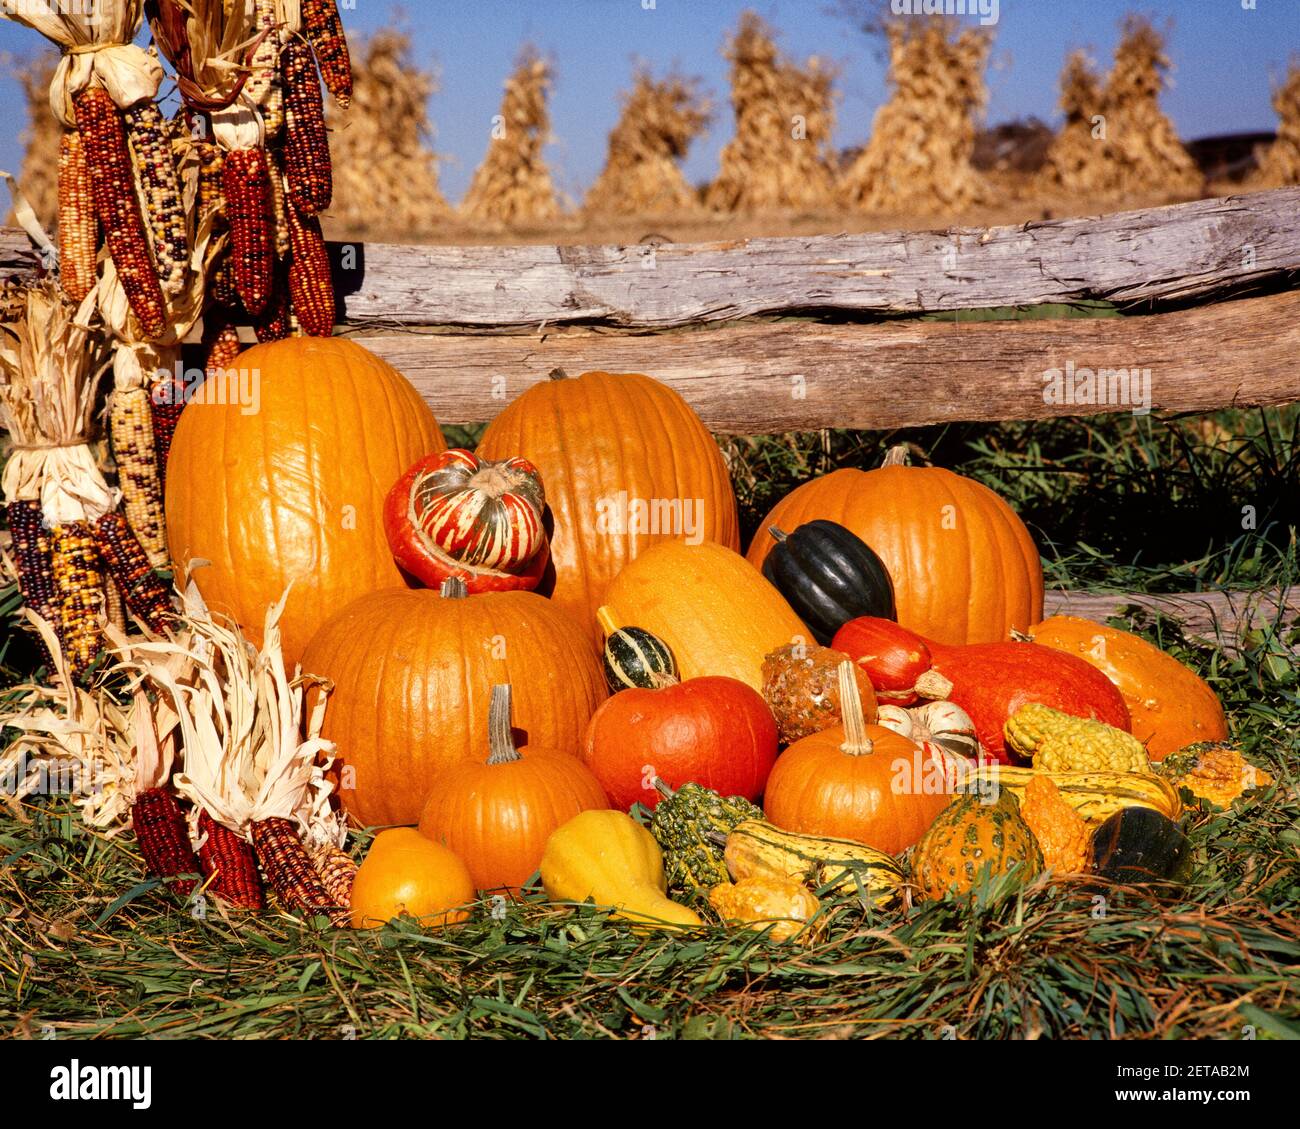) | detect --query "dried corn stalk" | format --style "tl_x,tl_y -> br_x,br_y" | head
585,68 -> 710,216
840,17 -> 990,212
7,53 -> 60,233
326,28 -> 450,237
706,12 -> 838,213
1253,62 -> 1300,187
1036,50 -> 1106,193
461,48 -> 561,227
